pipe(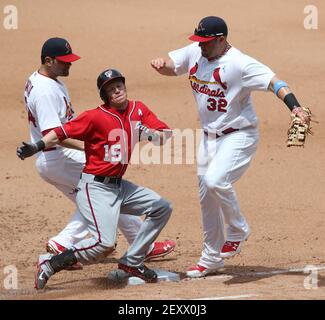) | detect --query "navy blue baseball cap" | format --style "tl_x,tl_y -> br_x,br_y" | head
189,16 -> 228,42
41,37 -> 80,63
